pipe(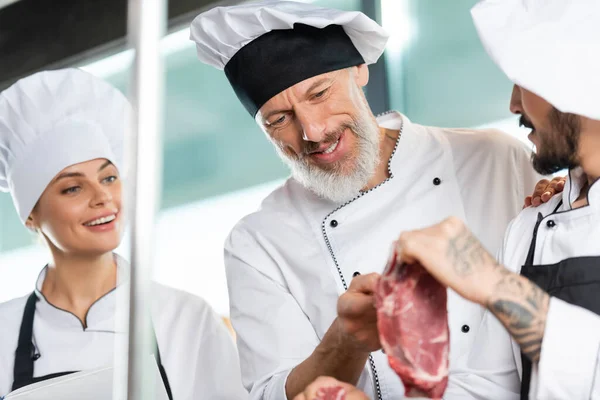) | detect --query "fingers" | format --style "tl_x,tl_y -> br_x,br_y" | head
531,179 -> 550,206
523,195 -> 533,209
337,291 -> 377,319
530,176 -> 567,206
347,272 -> 379,294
